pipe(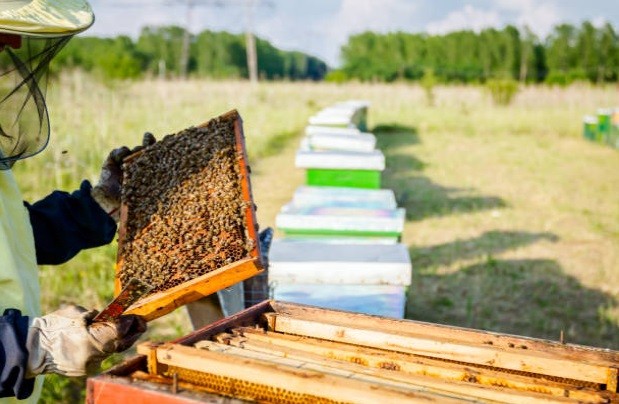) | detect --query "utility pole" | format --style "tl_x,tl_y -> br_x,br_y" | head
164,0 -> 225,79
179,0 -> 194,79
244,0 -> 258,83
